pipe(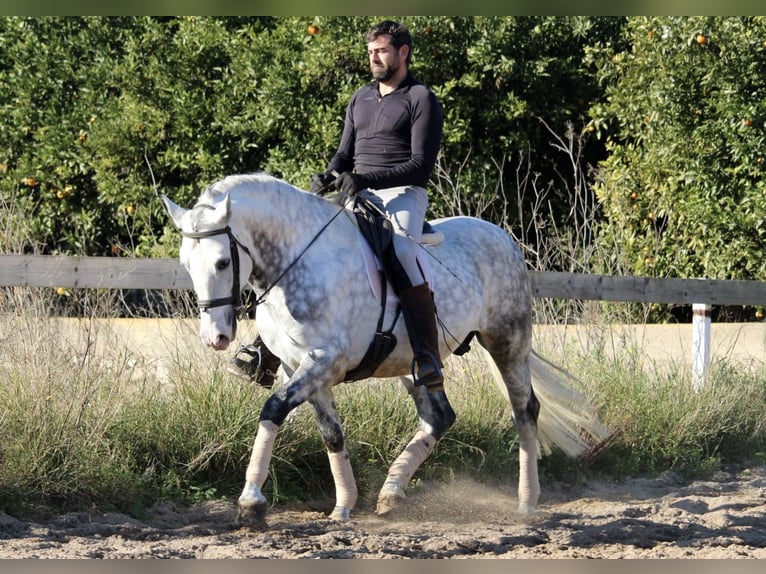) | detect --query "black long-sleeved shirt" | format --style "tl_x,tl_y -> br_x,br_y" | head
326,72 -> 443,189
